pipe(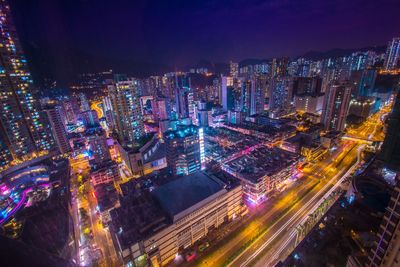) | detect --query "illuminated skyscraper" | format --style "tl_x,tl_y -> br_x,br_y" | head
250,76 -> 266,115
230,61 -> 239,78
108,79 -> 144,145
221,76 -> 235,111
322,82 -> 352,131
80,109 -> 100,129
165,125 -> 204,175
44,105 -> 71,154
0,1 -> 54,168
384,37 -> 400,70
174,74 -> 191,119
62,97 -> 79,125
78,92 -> 90,112
268,77 -> 293,117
